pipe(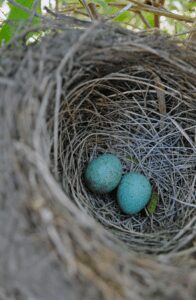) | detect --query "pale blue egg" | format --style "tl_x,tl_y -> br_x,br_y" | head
117,172 -> 152,214
85,154 -> 122,193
